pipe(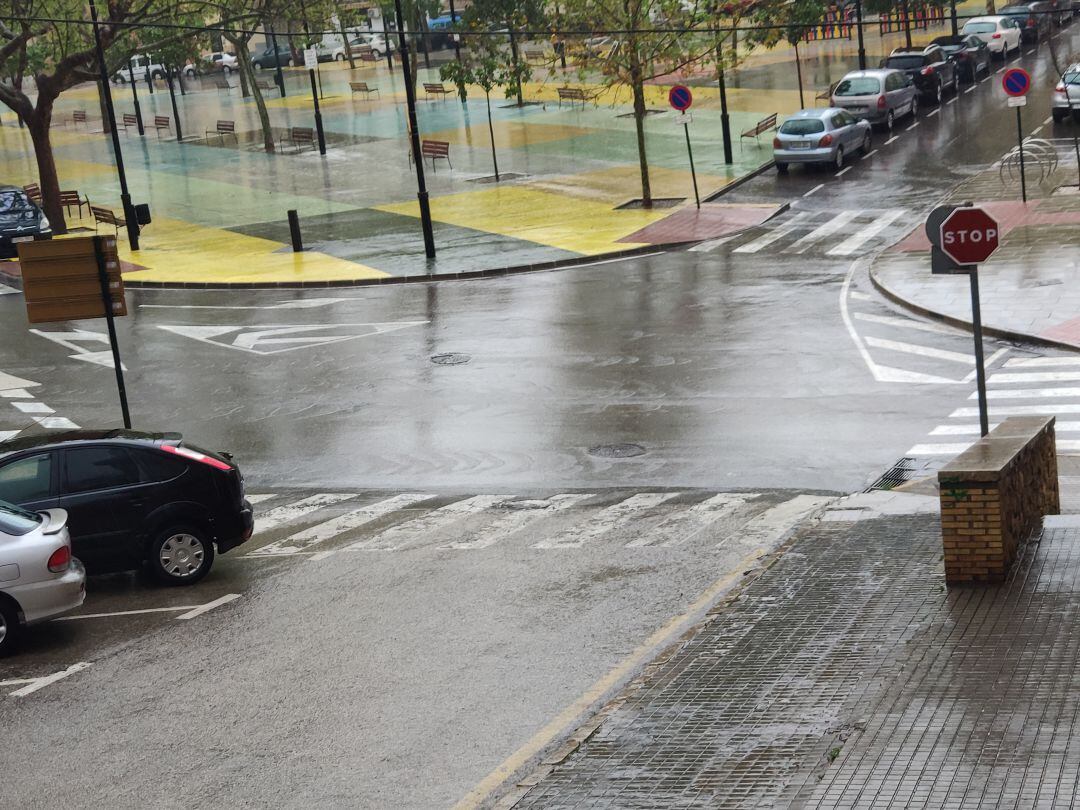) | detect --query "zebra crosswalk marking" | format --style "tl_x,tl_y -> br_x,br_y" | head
1004,357 -> 1080,368
826,209 -> 905,256
730,495 -> 833,548
254,493 -> 436,556
626,493 -> 759,548
439,493 -> 595,550
785,210 -> 859,254
247,494 -> 277,505
950,403 -> 1080,417
864,336 -> 974,364
988,371 -> 1080,384
347,495 -> 504,551
534,492 -> 682,549
853,312 -> 958,336
975,387 -> 1080,400
253,493 -> 356,535
732,213 -> 812,254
